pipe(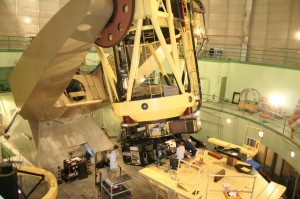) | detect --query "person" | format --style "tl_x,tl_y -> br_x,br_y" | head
175,140 -> 185,160
109,145 -> 120,179
184,139 -> 197,157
